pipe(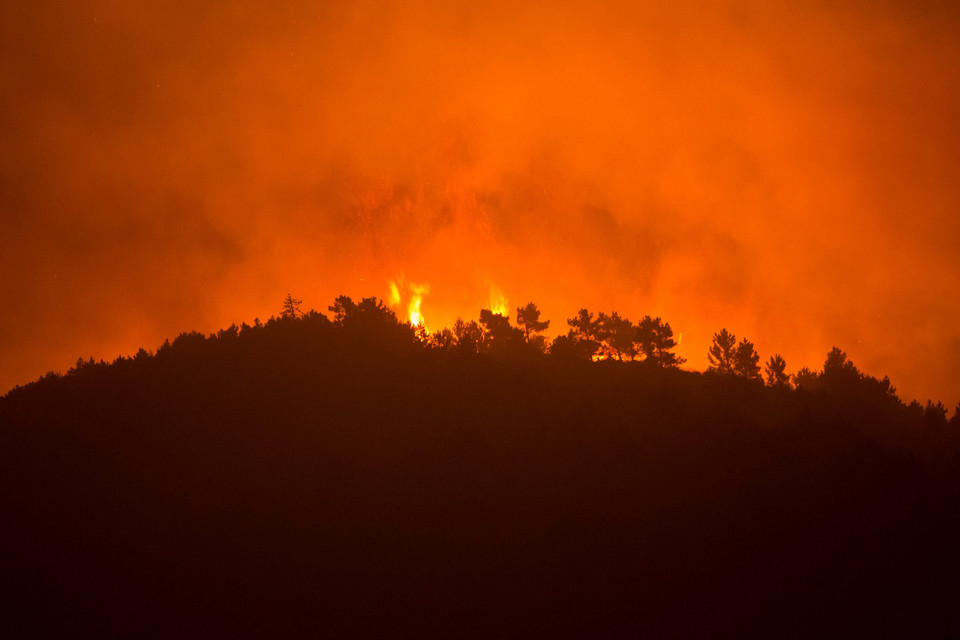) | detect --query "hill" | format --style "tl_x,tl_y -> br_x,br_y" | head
2,301 -> 959,637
